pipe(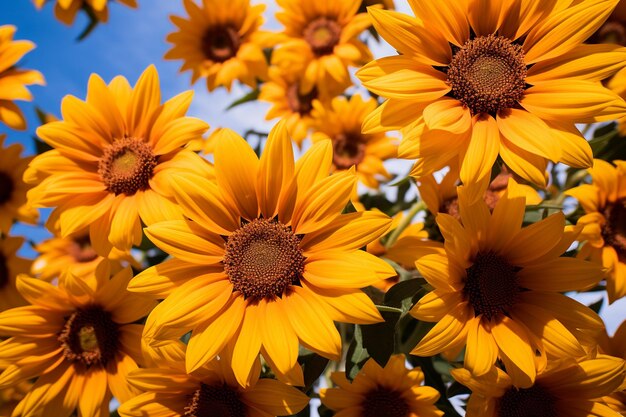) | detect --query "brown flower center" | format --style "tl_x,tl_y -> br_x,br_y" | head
286,83 -> 318,115
184,383 -> 246,417
202,25 -> 241,63
224,218 -> 305,301
68,235 -> 98,263
362,386 -> 410,417
303,17 -> 342,56
498,384 -> 557,417
0,253 -> 8,289
98,137 -> 157,196
465,252 -> 520,320
59,306 -> 119,367
593,20 -> 626,46
332,132 -> 366,170
602,198 -> 626,262
0,171 -> 14,205
447,34 -> 527,116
